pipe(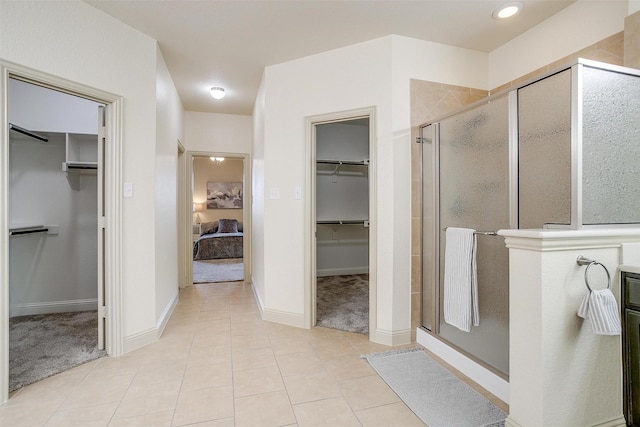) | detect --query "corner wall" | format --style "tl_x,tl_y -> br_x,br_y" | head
257,35 -> 488,342
0,0 -> 159,343
155,46 -> 184,333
